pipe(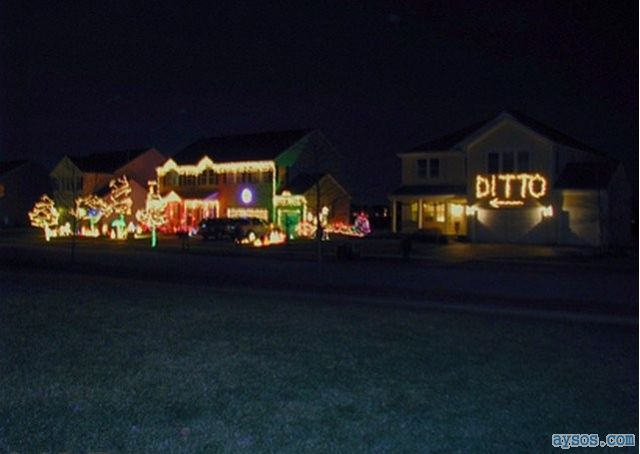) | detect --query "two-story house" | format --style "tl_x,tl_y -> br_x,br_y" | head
389,111 -> 631,246
156,129 -> 350,232
50,147 -> 166,222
